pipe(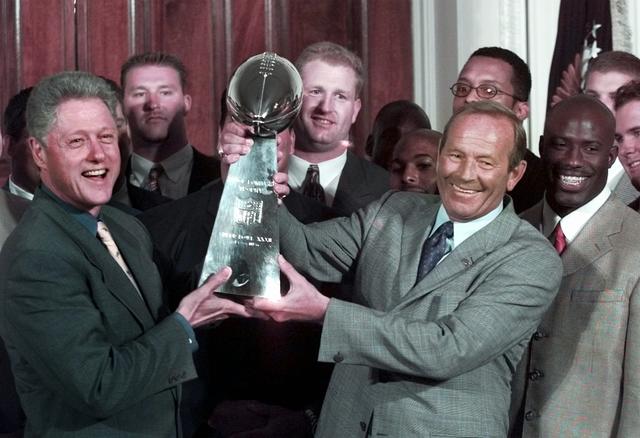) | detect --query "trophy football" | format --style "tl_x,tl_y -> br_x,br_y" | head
198,52 -> 303,298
